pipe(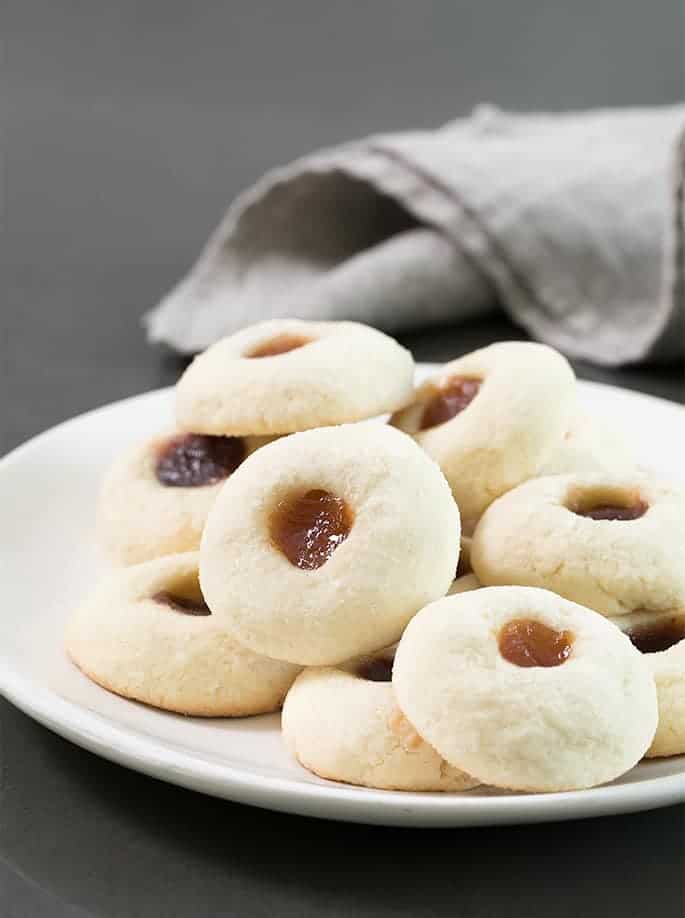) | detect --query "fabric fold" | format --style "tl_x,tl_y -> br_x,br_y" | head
146,104 -> 685,365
